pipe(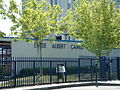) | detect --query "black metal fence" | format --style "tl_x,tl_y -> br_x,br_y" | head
0,56 -> 120,89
